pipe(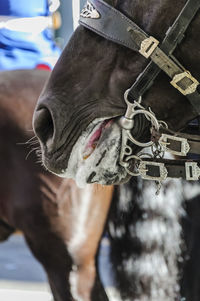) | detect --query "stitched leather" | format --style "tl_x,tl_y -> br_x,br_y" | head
79,0 -> 146,51
138,158 -> 200,180
128,0 -> 200,102
79,0 -> 200,113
